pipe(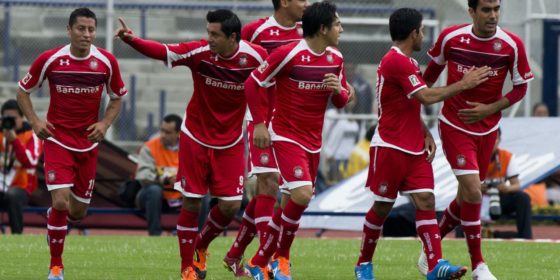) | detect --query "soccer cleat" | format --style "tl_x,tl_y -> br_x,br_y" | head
270,258 -> 279,277
181,267 -> 199,280
472,263 -> 497,280
223,255 -> 250,277
47,266 -> 64,280
418,247 -> 429,276
427,259 -> 467,280
246,260 -> 269,280
354,262 -> 375,280
274,256 -> 292,280
193,249 -> 209,279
